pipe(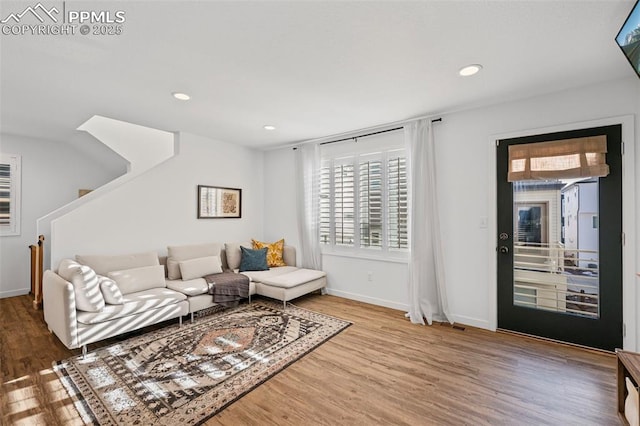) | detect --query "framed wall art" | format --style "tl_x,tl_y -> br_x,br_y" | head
197,185 -> 242,219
